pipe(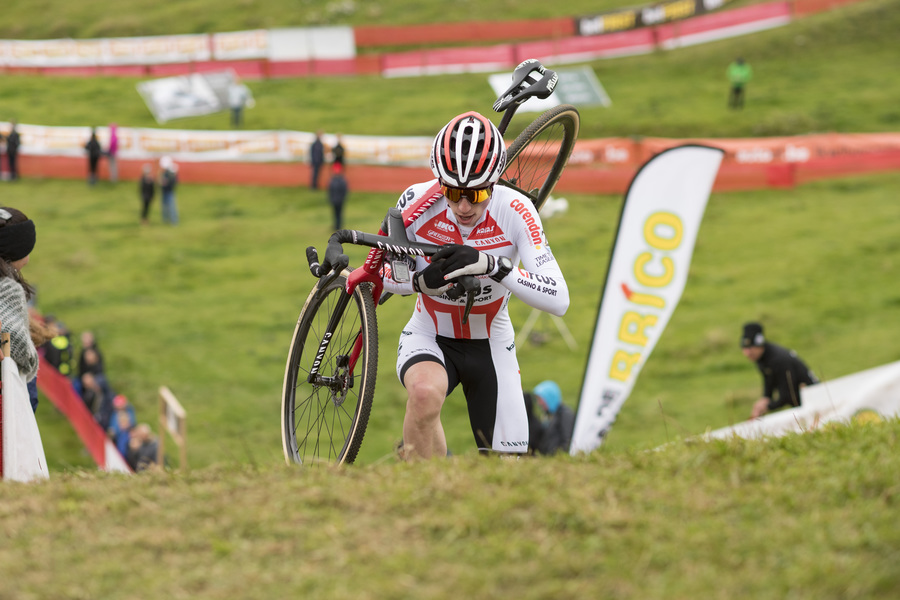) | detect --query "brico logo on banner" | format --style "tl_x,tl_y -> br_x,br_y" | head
570,145 -> 723,455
